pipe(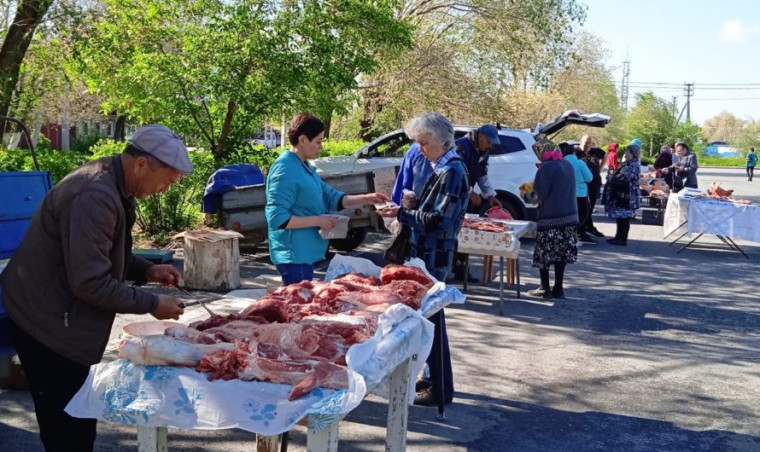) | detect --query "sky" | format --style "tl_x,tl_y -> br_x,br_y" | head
581,0 -> 760,125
